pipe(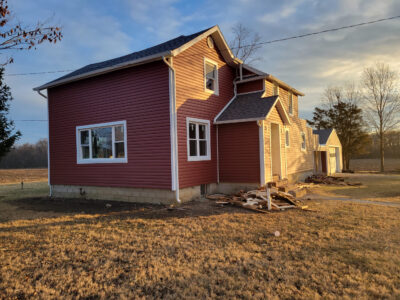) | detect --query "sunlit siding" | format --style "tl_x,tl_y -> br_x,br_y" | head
174,36 -> 235,188
48,61 -> 171,189
237,79 -> 263,94
219,122 -> 260,183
